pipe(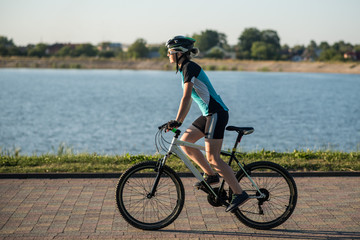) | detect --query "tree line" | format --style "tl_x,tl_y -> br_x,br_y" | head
1,28 -> 359,61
